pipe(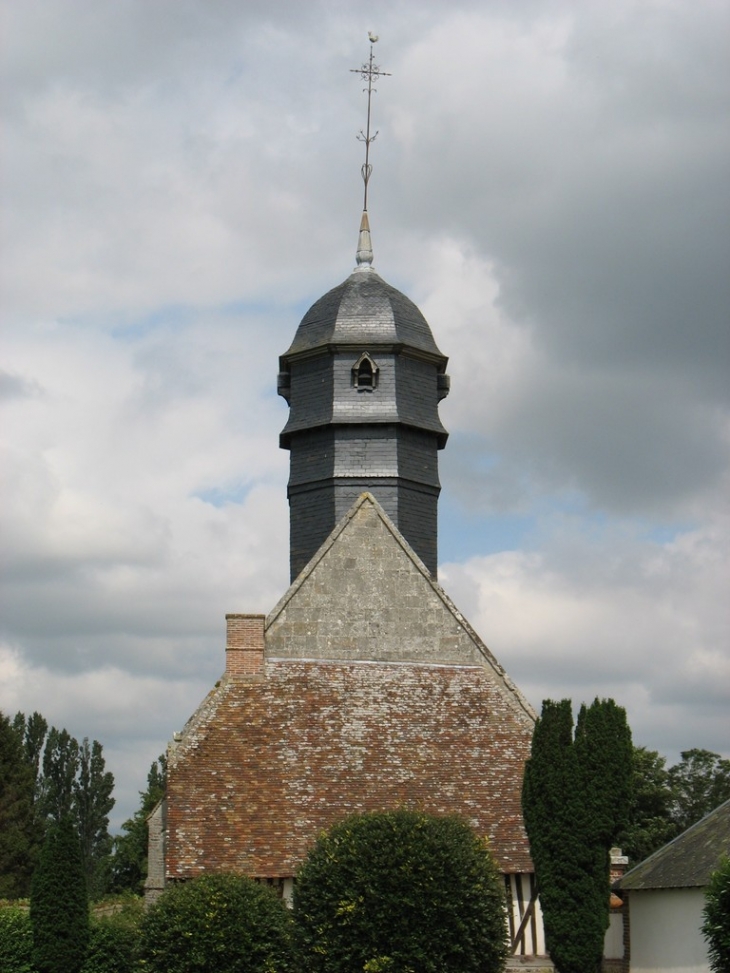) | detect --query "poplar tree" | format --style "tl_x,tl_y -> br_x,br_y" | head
0,712 -> 36,897
39,727 -> 79,822
13,710 -> 48,807
13,712 -> 116,898
522,698 -> 632,973
74,738 -> 115,897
